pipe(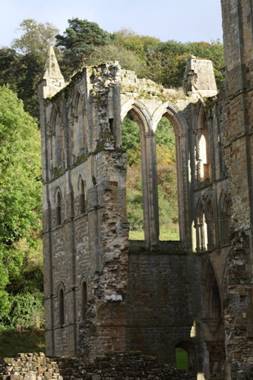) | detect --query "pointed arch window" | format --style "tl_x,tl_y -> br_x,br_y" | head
195,203 -> 208,252
196,109 -> 210,182
80,179 -> 86,214
198,133 -> 210,181
122,109 -> 145,241
205,200 -> 215,250
155,115 -> 179,241
192,221 -> 197,252
59,287 -> 65,327
56,190 -> 62,225
220,194 -> 232,245
81,281 -> 88,321
55,115 -> 64,165
71,93 -> 87,159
